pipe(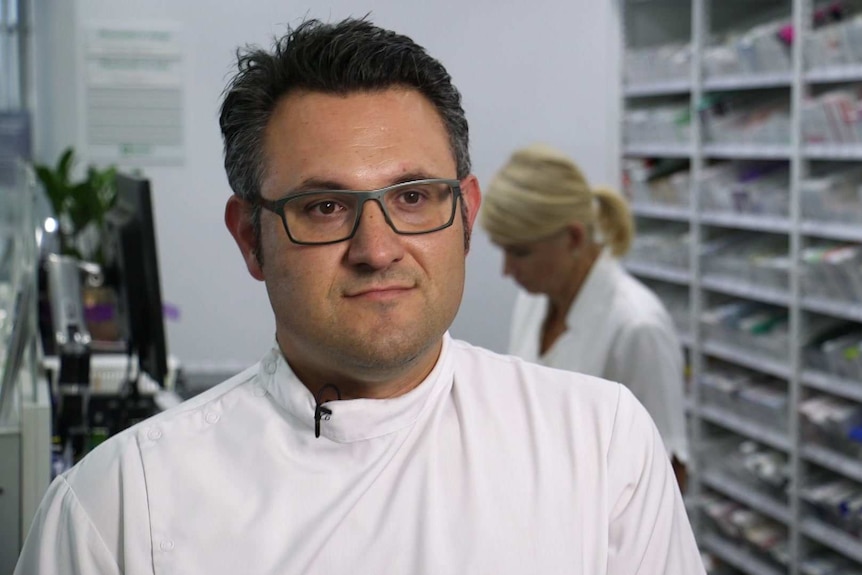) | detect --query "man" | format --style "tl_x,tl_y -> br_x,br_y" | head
16,18 -> 705,574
